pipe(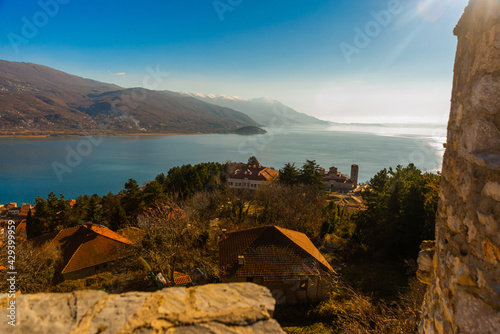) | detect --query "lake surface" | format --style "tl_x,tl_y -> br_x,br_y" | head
0,124 -> 446,204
